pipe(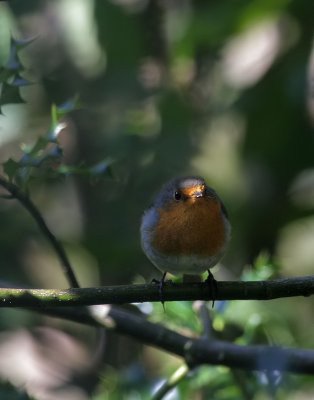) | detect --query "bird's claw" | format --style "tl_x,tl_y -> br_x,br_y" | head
205,270 -> 218,308
151,272 -> 168,310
